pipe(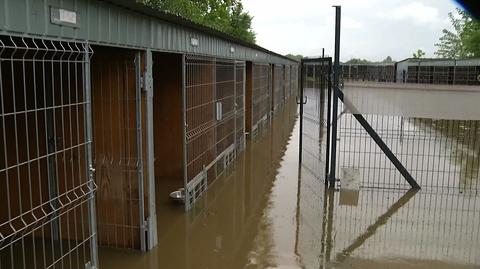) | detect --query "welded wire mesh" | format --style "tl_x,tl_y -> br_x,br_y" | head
90,49 -> 142,249
251,63 -> 270,131
0,36 -> 96,269
285,65 -> 291,100
184,55 -> 242,209
335,110 -> 480,193
341,64 -> 395,82
291,65 -> 299,98
235,62 -> 246,152
406,65 -> 480,85
214,58 -> 236,176
301,62 -> 329,179
273,64 -> 285,112
336,84 -> 480,193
